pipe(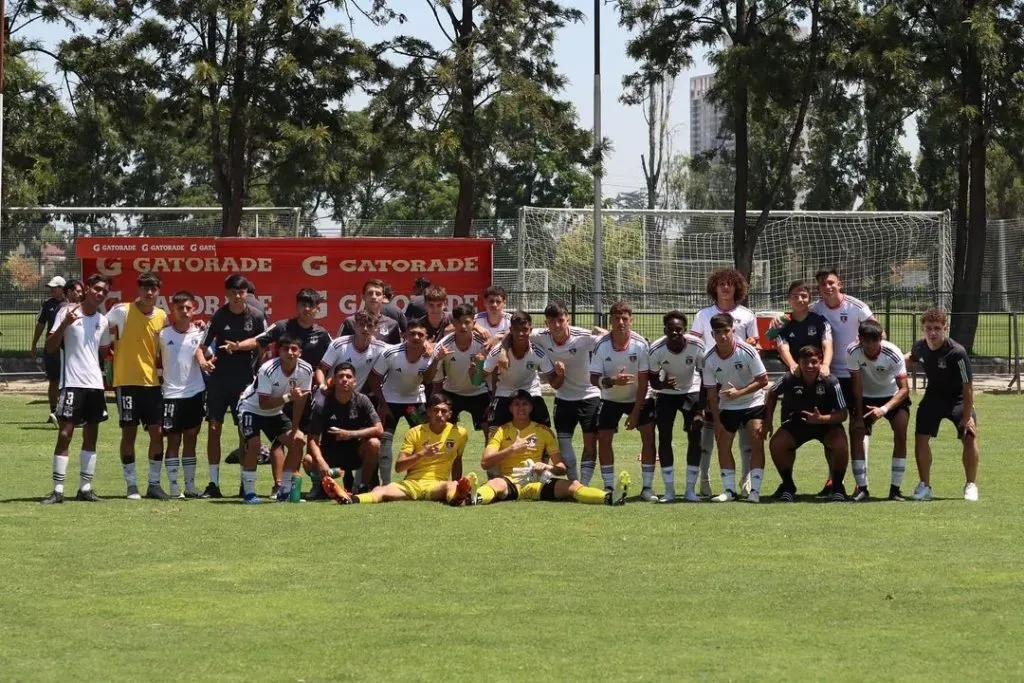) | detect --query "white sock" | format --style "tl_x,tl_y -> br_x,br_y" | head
600,465 -> 615,490
165,455 -> 180,495
891,457 -> 907,488
720,468 -> 736,494
685,465 -> 699,494
209,463 -> 220,486
580,460 -> 596,485
749,467 -> 764,495
79,451 -> 96,492
379,433 -> 394,485
279,471 -> 295,494
557,436 -> 578,481
148,458 -> 163,487
183,457 -> 197,491
52,454 -> 69,494
852,459 -> 868,488
641,463 -> 655,490
738,430 -> 752,480
241,470 -> 258,496
699,427 -> 714,485
122,461 -> 137,487
662,466 -> 675,494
